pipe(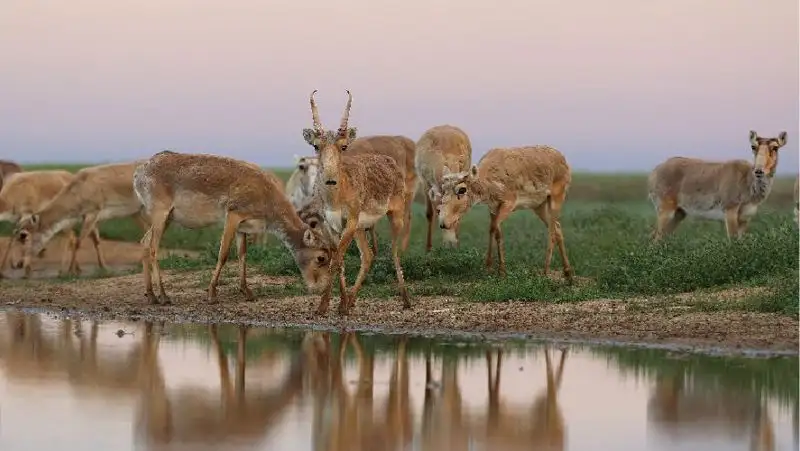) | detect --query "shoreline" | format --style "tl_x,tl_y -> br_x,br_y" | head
2,269 -> 797,357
